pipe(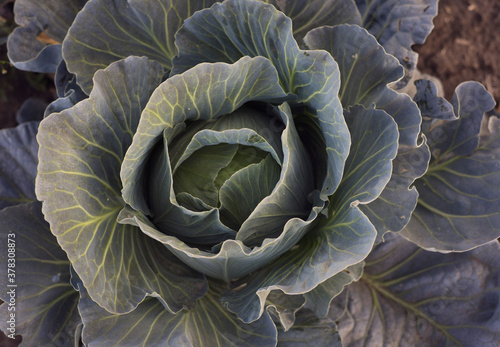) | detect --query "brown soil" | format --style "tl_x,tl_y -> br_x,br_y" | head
415,0 -> 500,110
